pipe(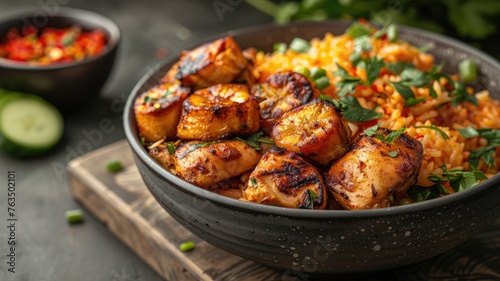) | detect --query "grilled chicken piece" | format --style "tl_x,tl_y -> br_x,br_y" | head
177,84 -> 260,141
207,178 -> 245,200
243,146 -> 327,209
272,98 -> 352,166
252,71 -> 316,134
148,142 -> 176,171
134,83 -> 191,142
325,128 -> 423,210
175,37 -> 248,89
174,140 -> 261,188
